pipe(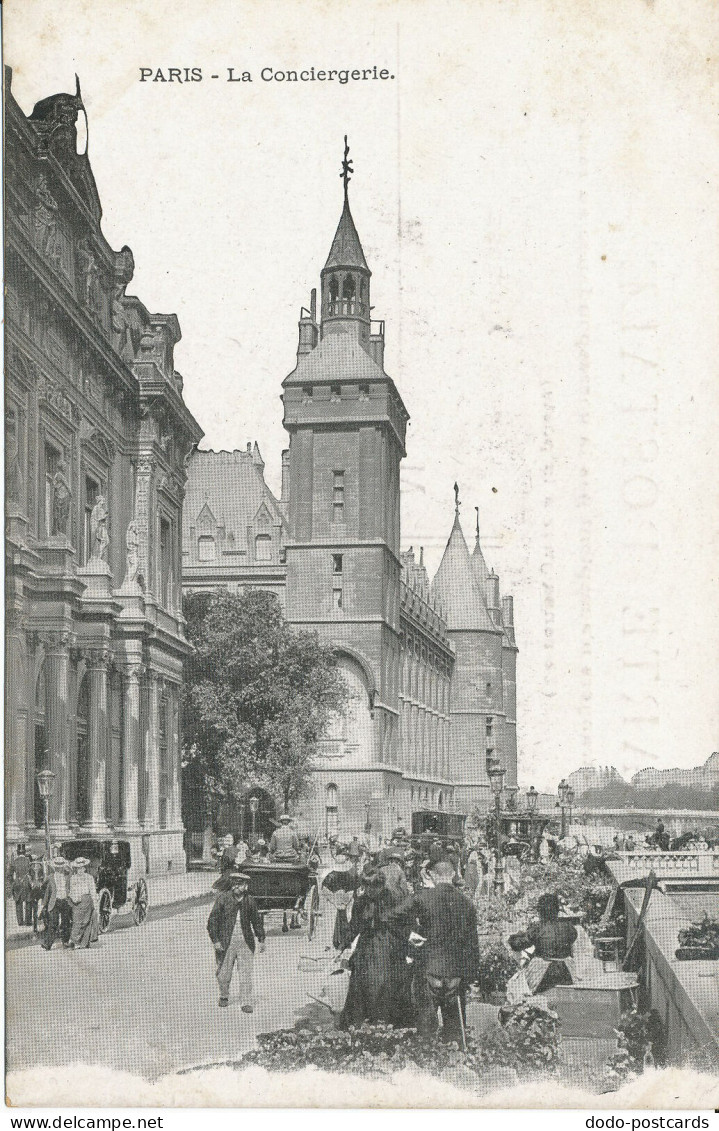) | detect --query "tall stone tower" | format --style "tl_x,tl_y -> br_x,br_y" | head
432,496 -> 518,812
282,142 -> 409,792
